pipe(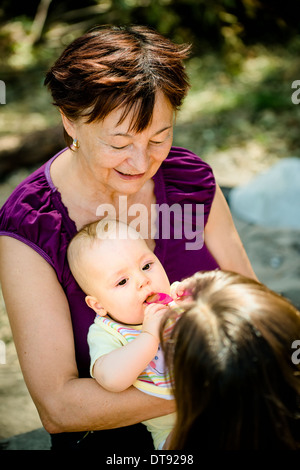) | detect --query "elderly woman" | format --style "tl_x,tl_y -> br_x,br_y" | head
0,25 -> 256,450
